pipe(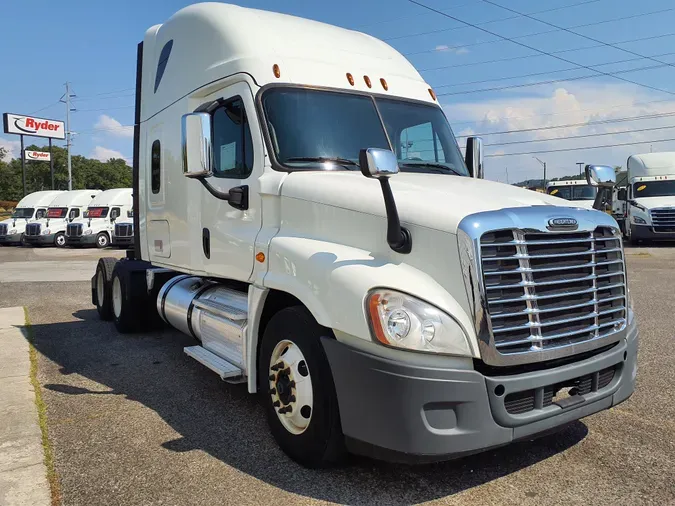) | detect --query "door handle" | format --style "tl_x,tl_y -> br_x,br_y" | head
202,228 -> 210,259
